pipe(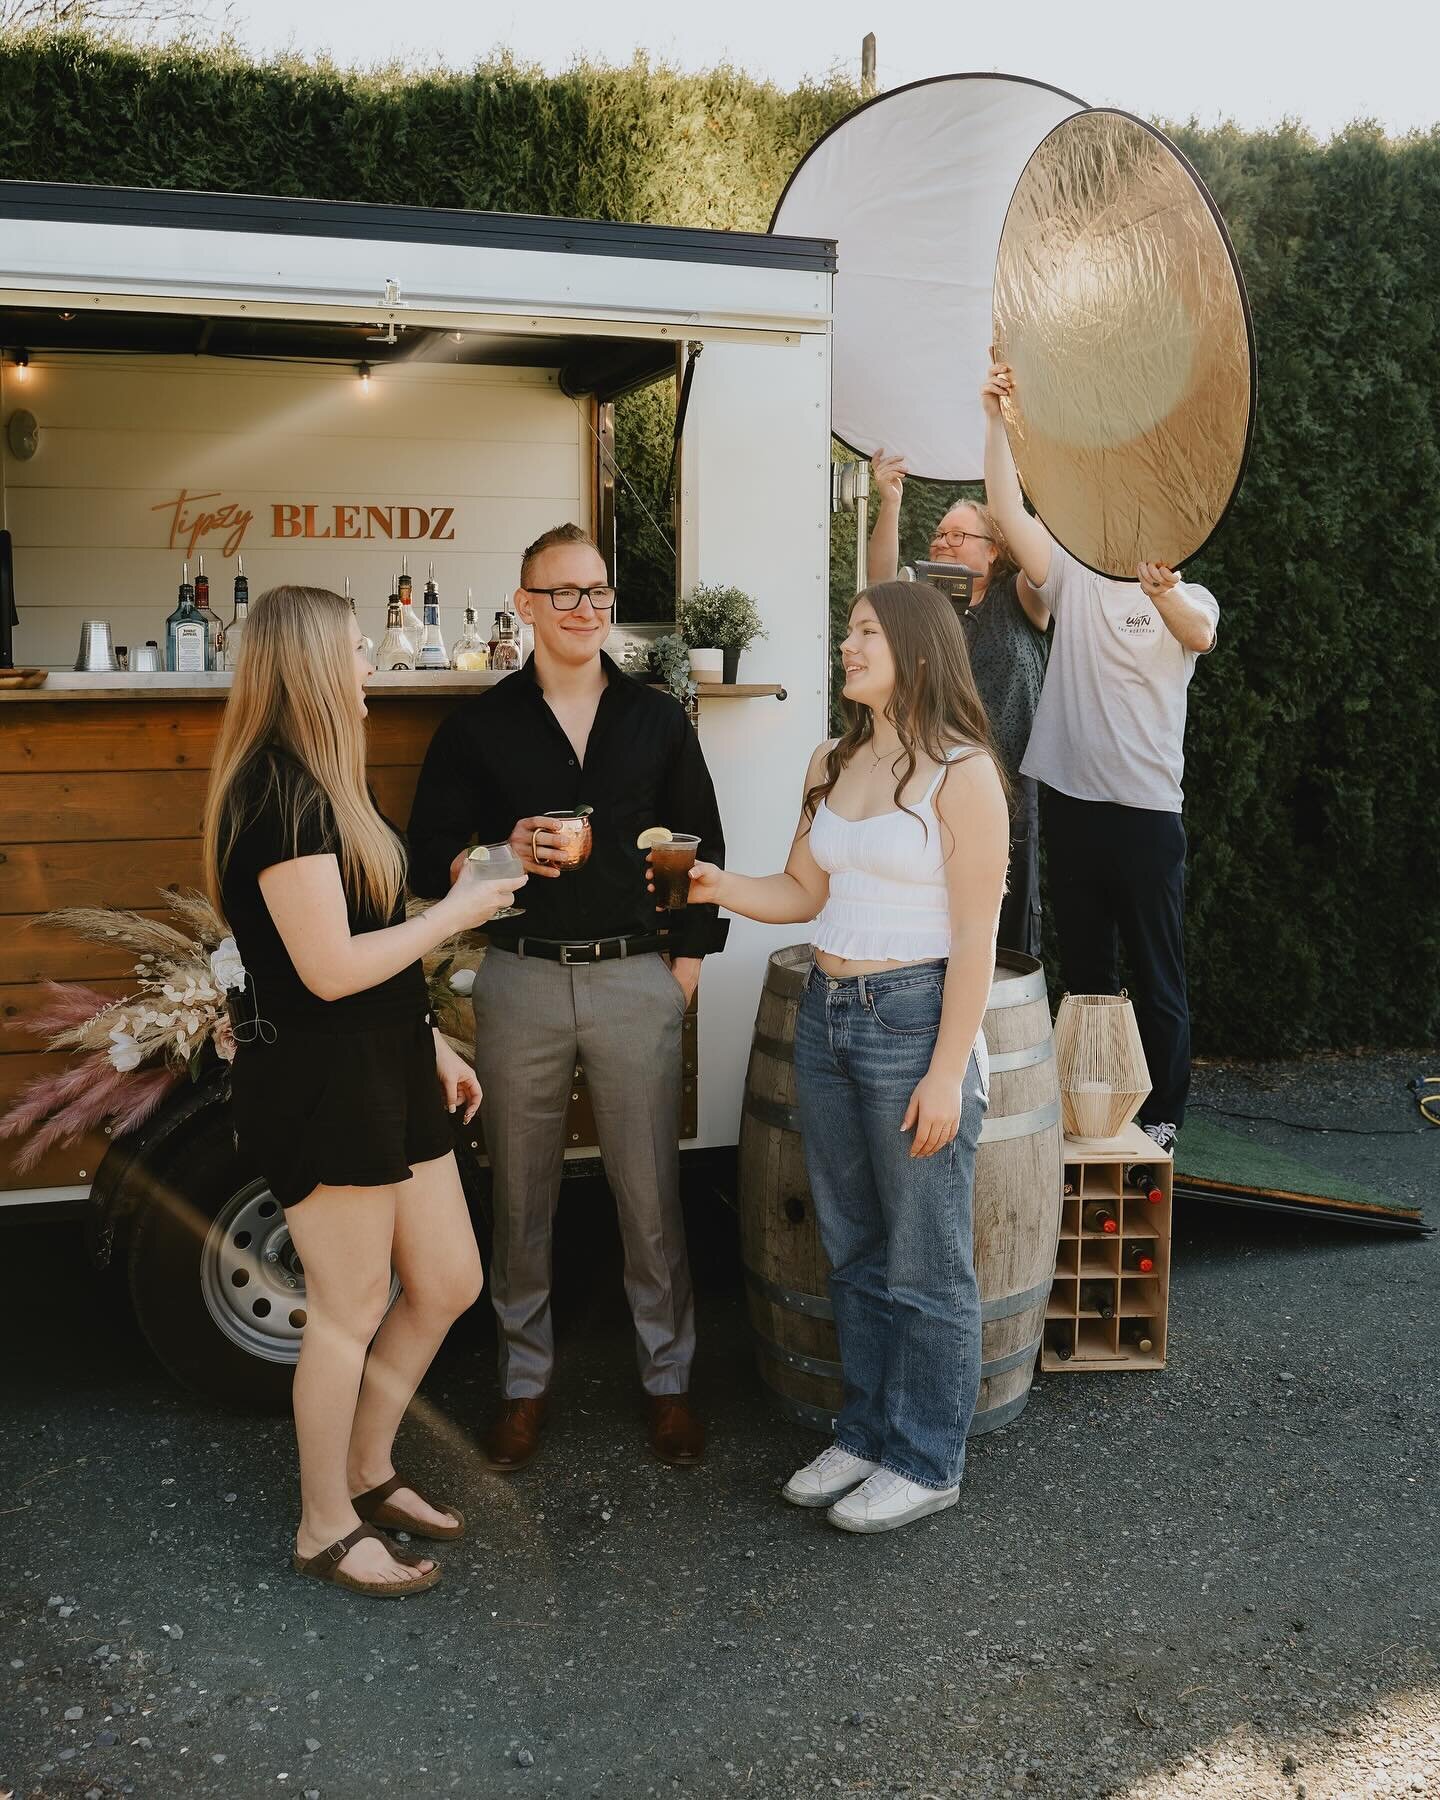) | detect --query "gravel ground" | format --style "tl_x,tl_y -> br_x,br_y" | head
1,1052 -> 1436,1800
